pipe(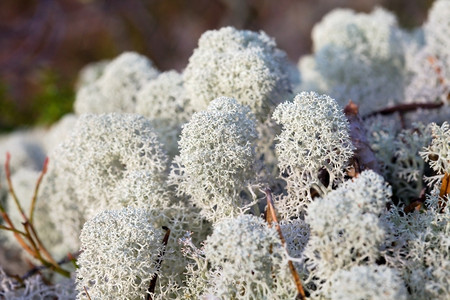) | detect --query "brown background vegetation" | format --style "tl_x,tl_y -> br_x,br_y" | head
0,0 -> 433,131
